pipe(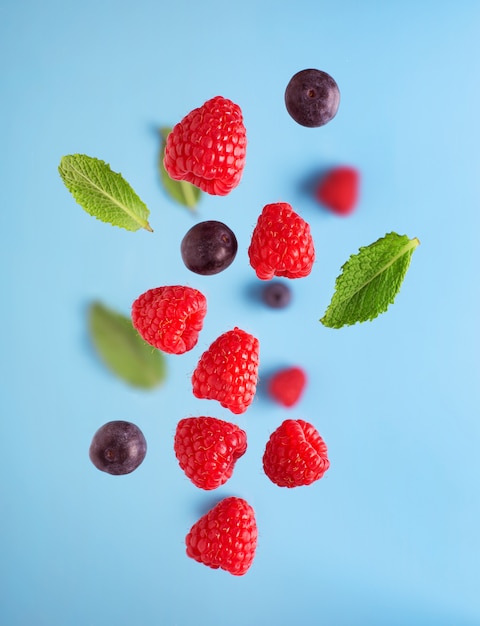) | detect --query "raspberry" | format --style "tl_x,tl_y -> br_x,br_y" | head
185,496 -> 257,575
163,96 -> 247,196
174,417 -> 247,490
316,166 -> 360,216
268,366 -> 307,407
248,202 -> 315,279
131,285 -> 207,355
263,419 -> 330,487
192,327 -> 259,414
